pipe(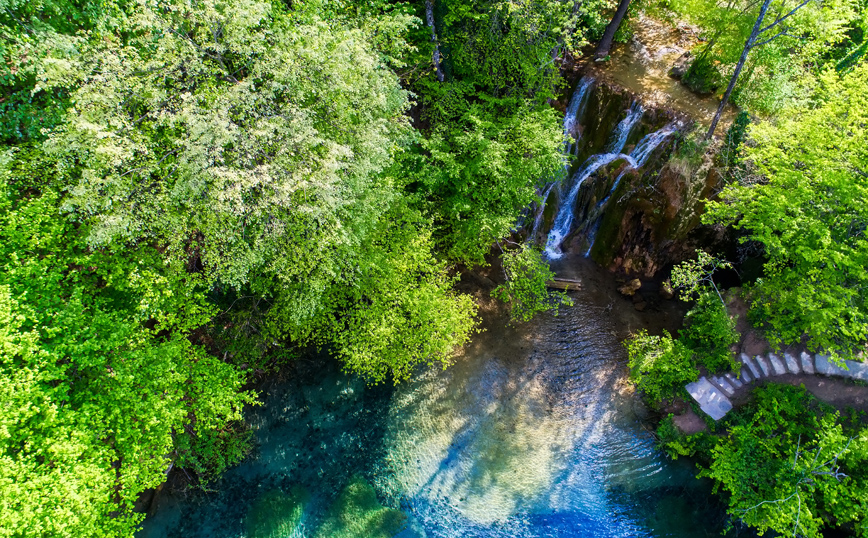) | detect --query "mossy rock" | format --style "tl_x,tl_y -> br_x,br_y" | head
246,487 -> 310,538
313,476 -> 406,538
682,55 -> 723,96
